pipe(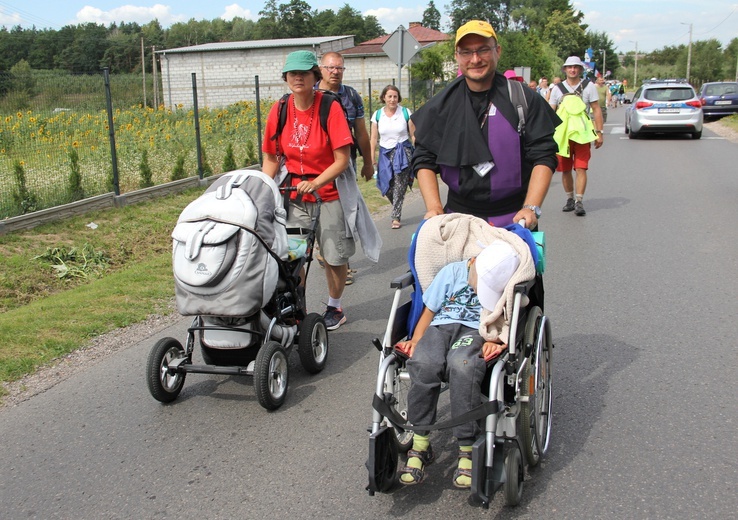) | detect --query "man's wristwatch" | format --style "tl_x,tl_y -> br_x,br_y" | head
522,204 -> 541,218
